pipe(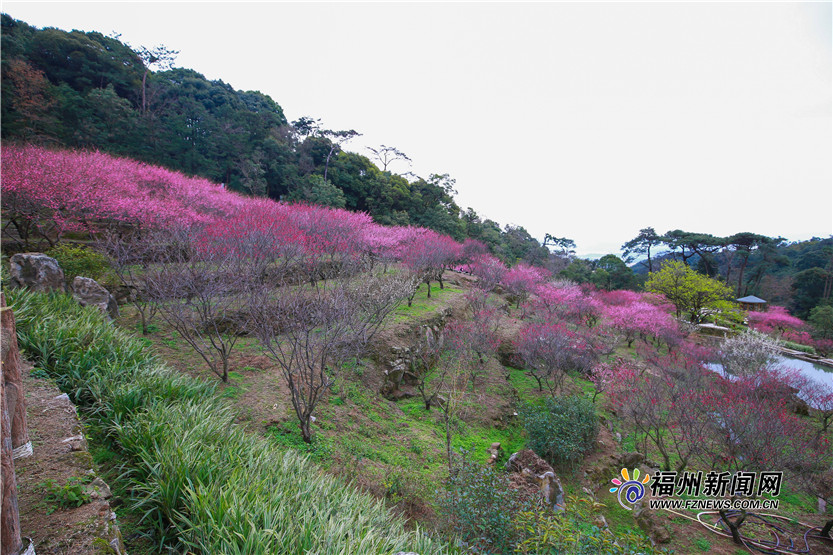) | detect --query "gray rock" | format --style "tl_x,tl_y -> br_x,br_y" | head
633,499 -> 671,544
72,276 -> 119,319
85,476 -> 113,500
9,253 -> 65,292
618,452 -> 645,468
